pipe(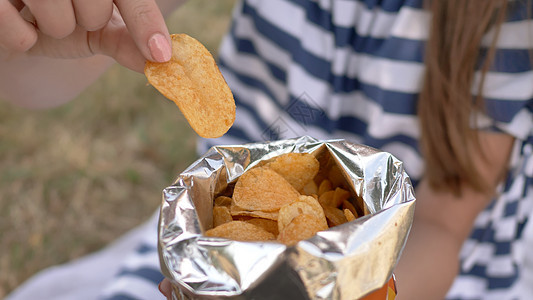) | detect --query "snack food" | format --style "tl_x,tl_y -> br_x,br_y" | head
158,136 -> 415,299
207,152 -> 361,245
265,152 -> 320,191
144,33 -> 235,138
232,166 -> 300,212
205,221 -> 275,241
